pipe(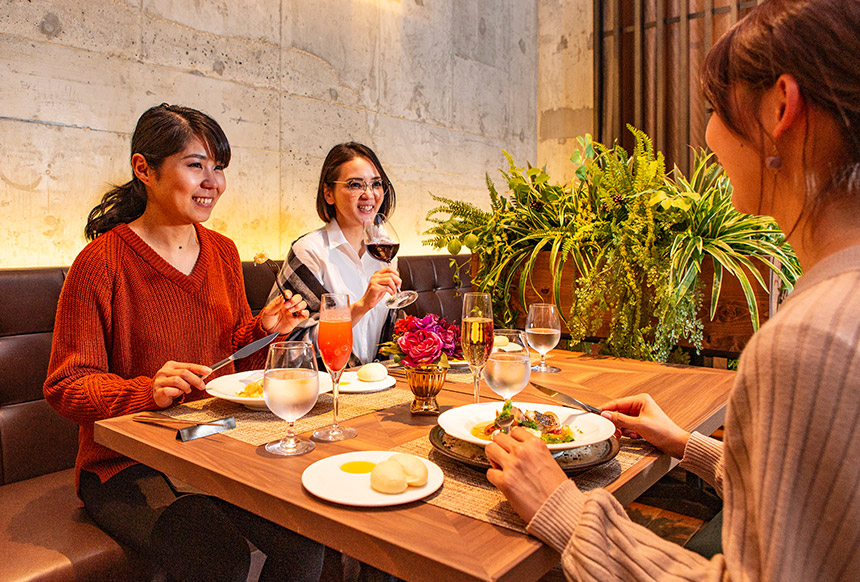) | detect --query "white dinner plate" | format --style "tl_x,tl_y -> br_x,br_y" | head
301,451 -> 443,507
205,370 -> 333,411
334,371 -> 396,393
436,402 -> 616,450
